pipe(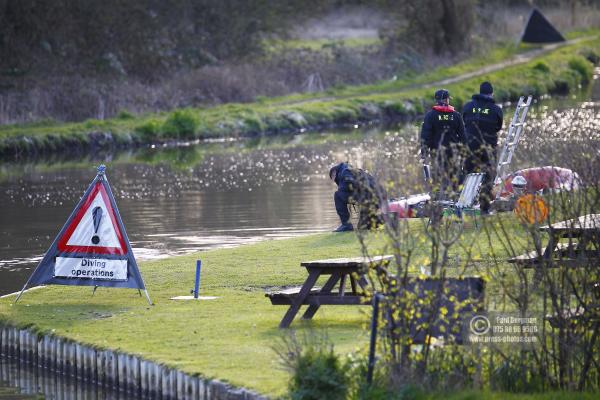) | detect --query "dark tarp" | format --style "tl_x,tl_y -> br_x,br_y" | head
521,8 -> 565,44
